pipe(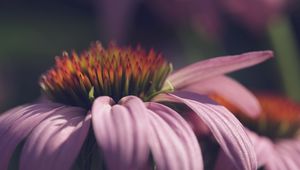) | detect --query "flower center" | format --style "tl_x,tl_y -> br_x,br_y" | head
210,93 -> 300,139
40,42 -> 173,109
